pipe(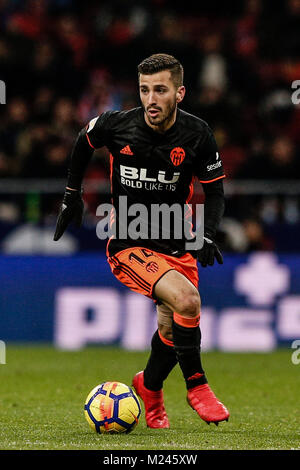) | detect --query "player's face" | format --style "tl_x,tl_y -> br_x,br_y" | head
139,70 -> 185,132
